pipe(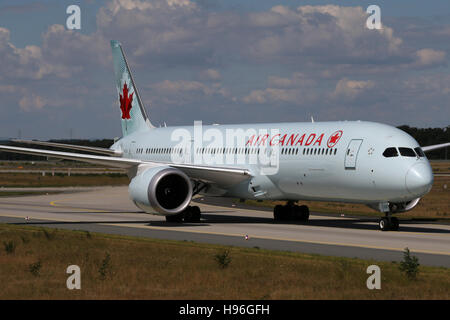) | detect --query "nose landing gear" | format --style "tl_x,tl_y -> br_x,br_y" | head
378,215 -> 399,231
